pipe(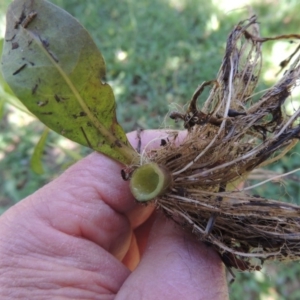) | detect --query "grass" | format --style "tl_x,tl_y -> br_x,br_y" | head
1,0 -> 300,299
